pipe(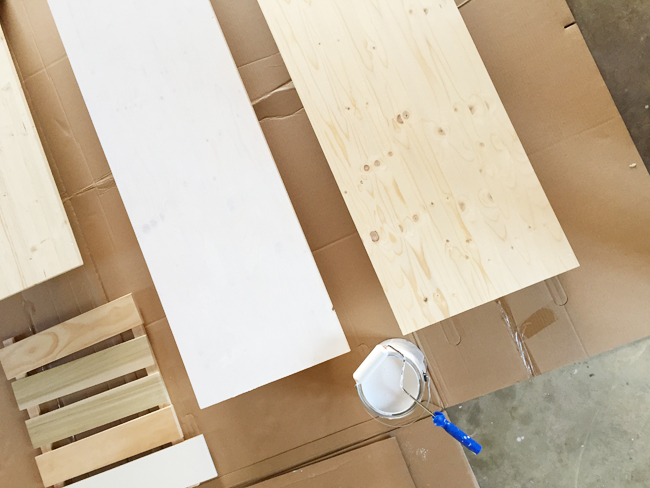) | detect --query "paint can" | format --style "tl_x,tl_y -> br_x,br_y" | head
353,339 -> 429,419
